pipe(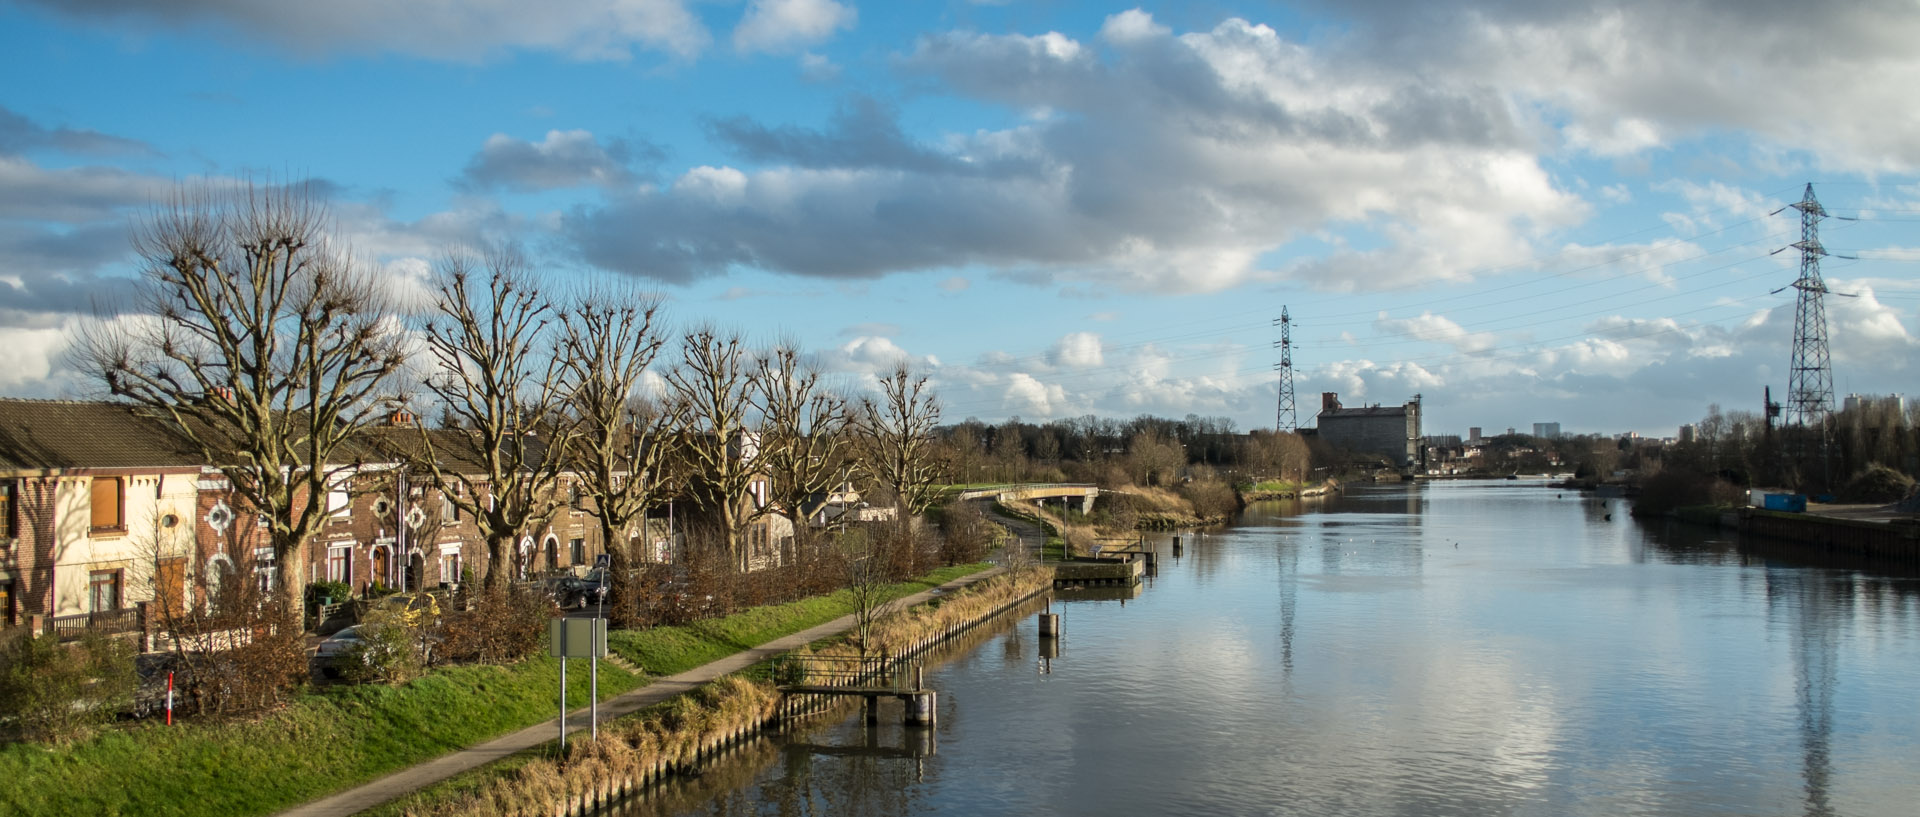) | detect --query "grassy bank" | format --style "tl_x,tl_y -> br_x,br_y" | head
607,563 -> 987,676
0,562 -> 991,817
0,656 -> 646,817
371,567 -> 1052,817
